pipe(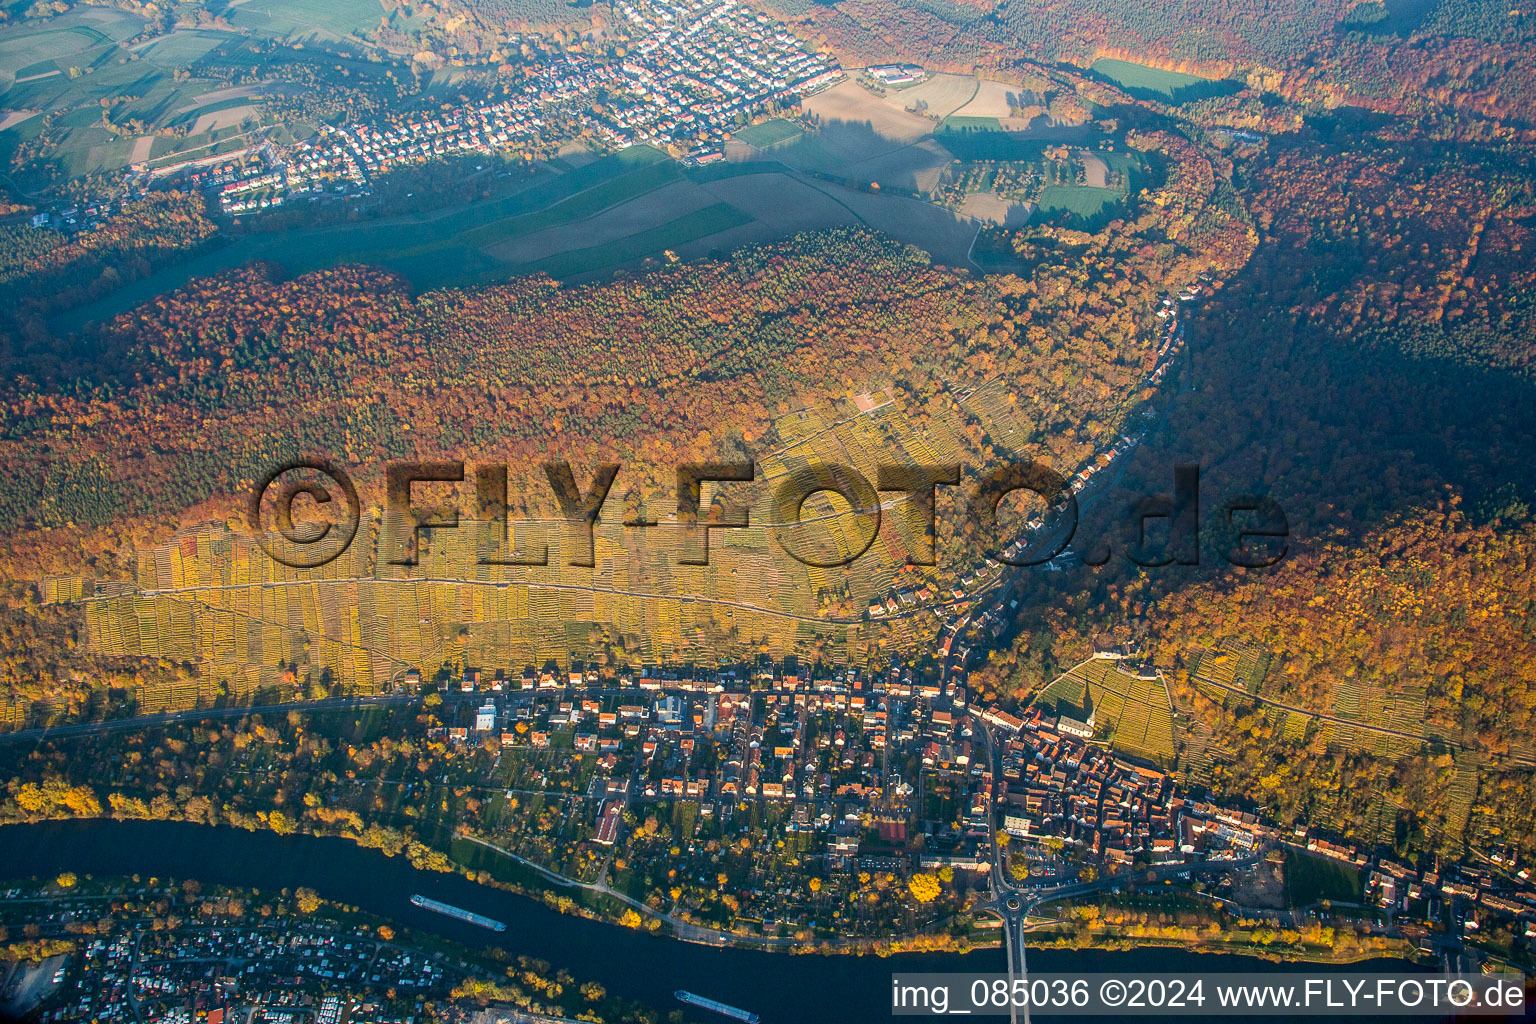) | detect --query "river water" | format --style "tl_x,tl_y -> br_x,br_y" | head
0,820 -> 1421,1022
